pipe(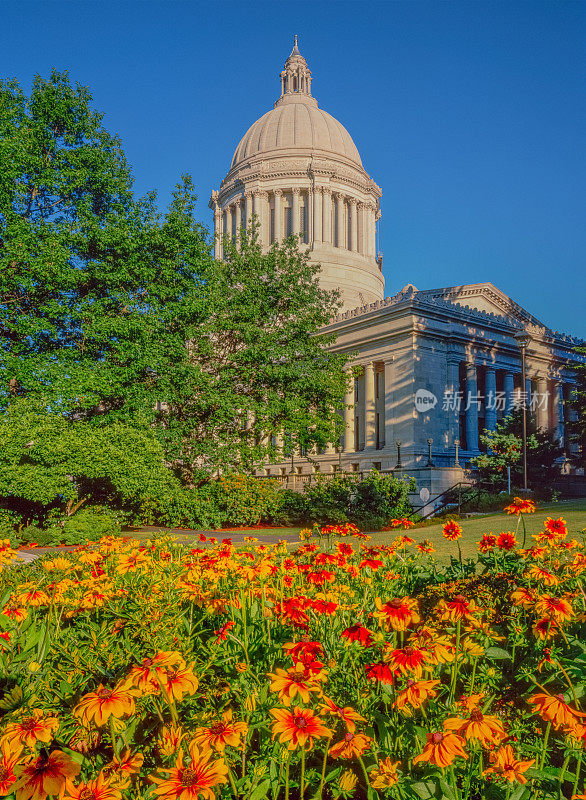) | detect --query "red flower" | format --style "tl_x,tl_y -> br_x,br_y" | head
478,534 -> 497,553
213,622 -> 235,643
365,662 -> 395,685
342,625 -> 373,647
442,520 -> 463,541
496,532 -> 517,551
